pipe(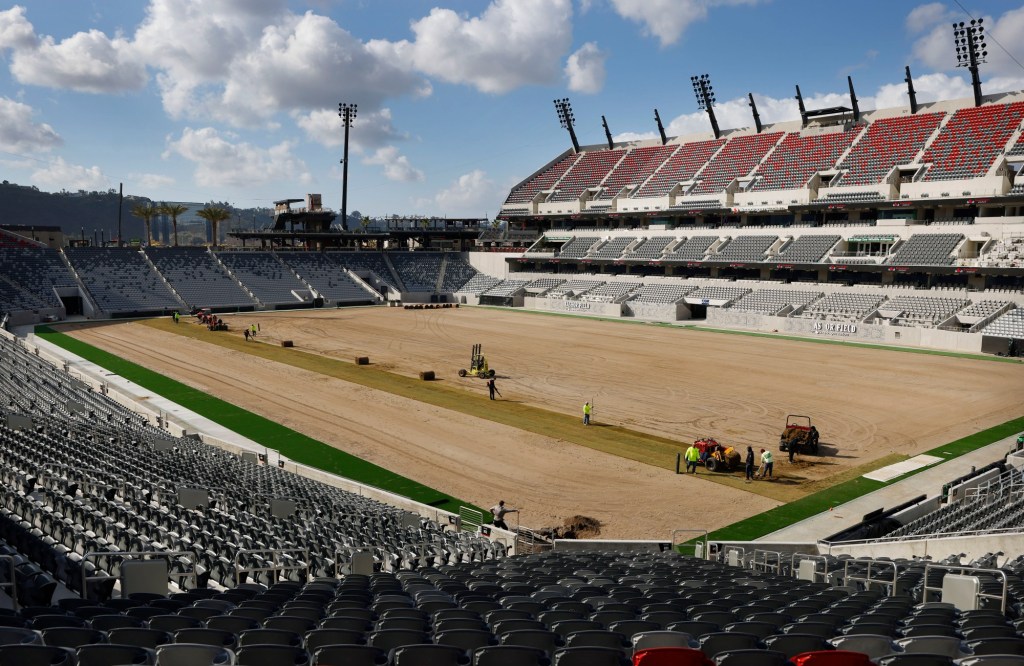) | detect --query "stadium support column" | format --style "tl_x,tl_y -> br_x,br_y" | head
554,98 -> 580,153
654,109 -> 668,145
848,76 -> 860,123
117,182 -> 123,247
795,85 -> 808,127
691,74 -> 720,140
748,93 -> 763,134
954,19 -> 987,107
601,115 -> 614,150
905,66 -> 919,115
338,102 -> 358,231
